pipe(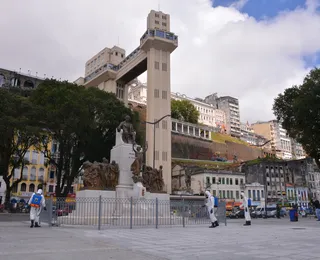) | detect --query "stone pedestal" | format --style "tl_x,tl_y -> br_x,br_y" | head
111,131 -> 136,198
